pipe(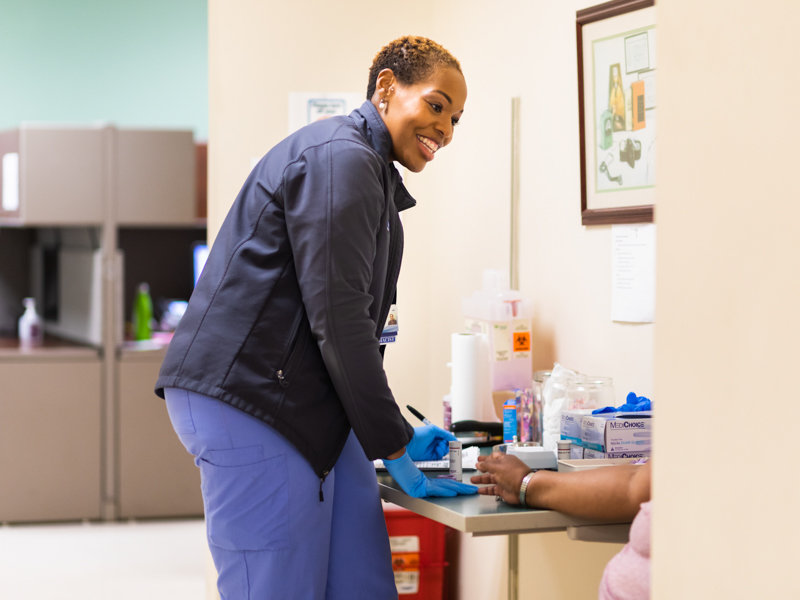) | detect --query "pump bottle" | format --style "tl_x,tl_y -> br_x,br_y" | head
18,297 -> 44,348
